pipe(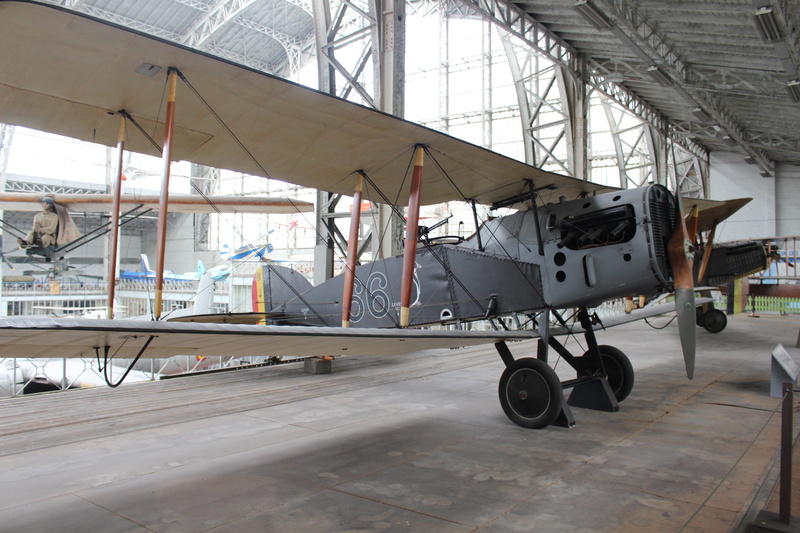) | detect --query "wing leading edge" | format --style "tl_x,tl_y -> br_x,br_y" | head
0,192 -> 313,214
0,317 -> 538,359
